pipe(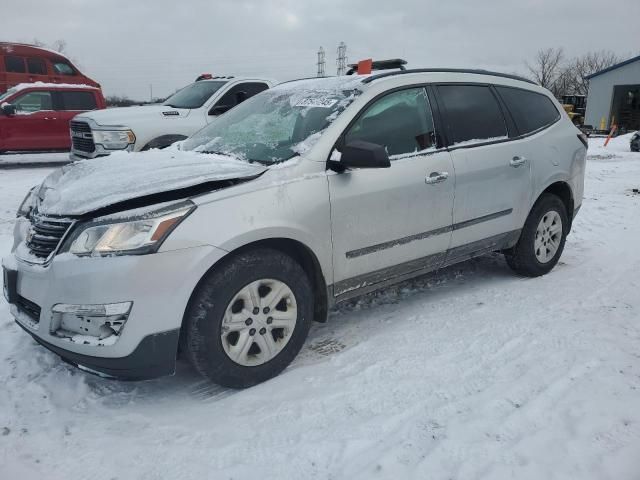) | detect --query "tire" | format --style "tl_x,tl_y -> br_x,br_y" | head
505,193 -> 569,277
183,248 -> 313,388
